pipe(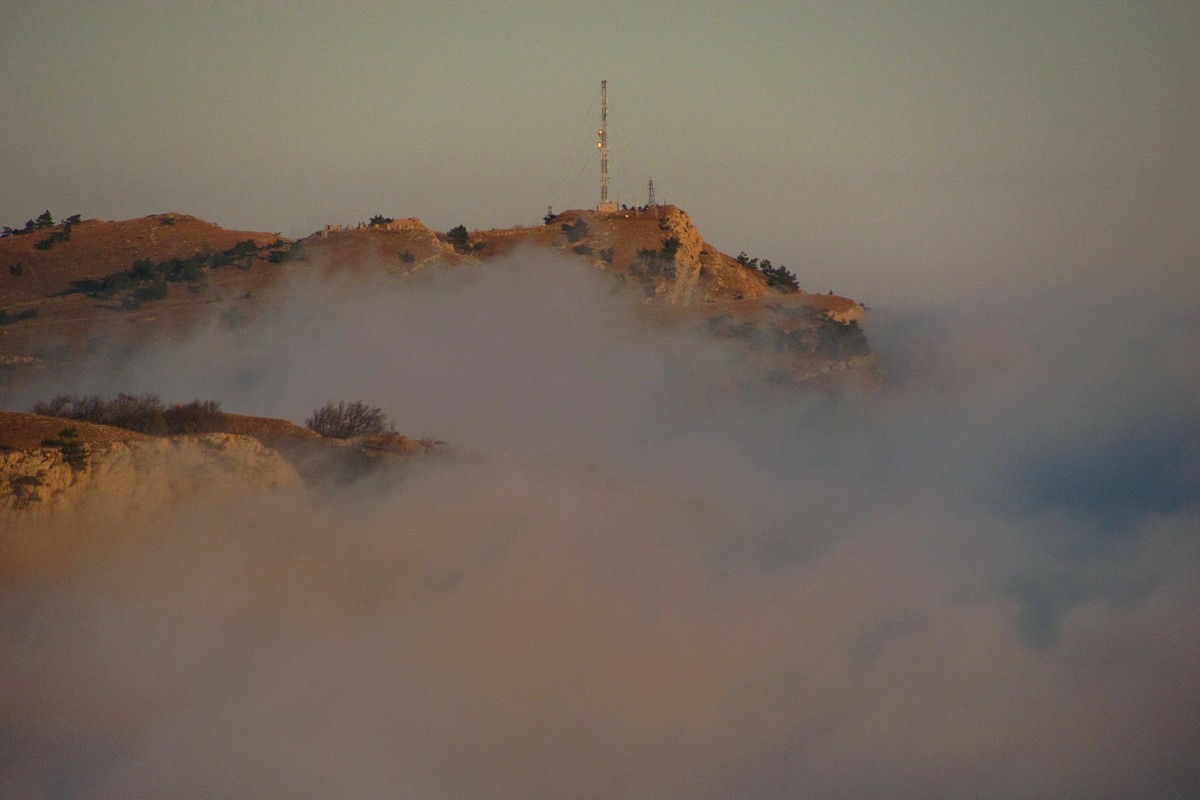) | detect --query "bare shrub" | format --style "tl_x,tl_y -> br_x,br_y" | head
164,400 -> 226,434
31,394 -> 76,417
70,395 -> 108,423
100,393 -> 167,434
305,400 -> 392,439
